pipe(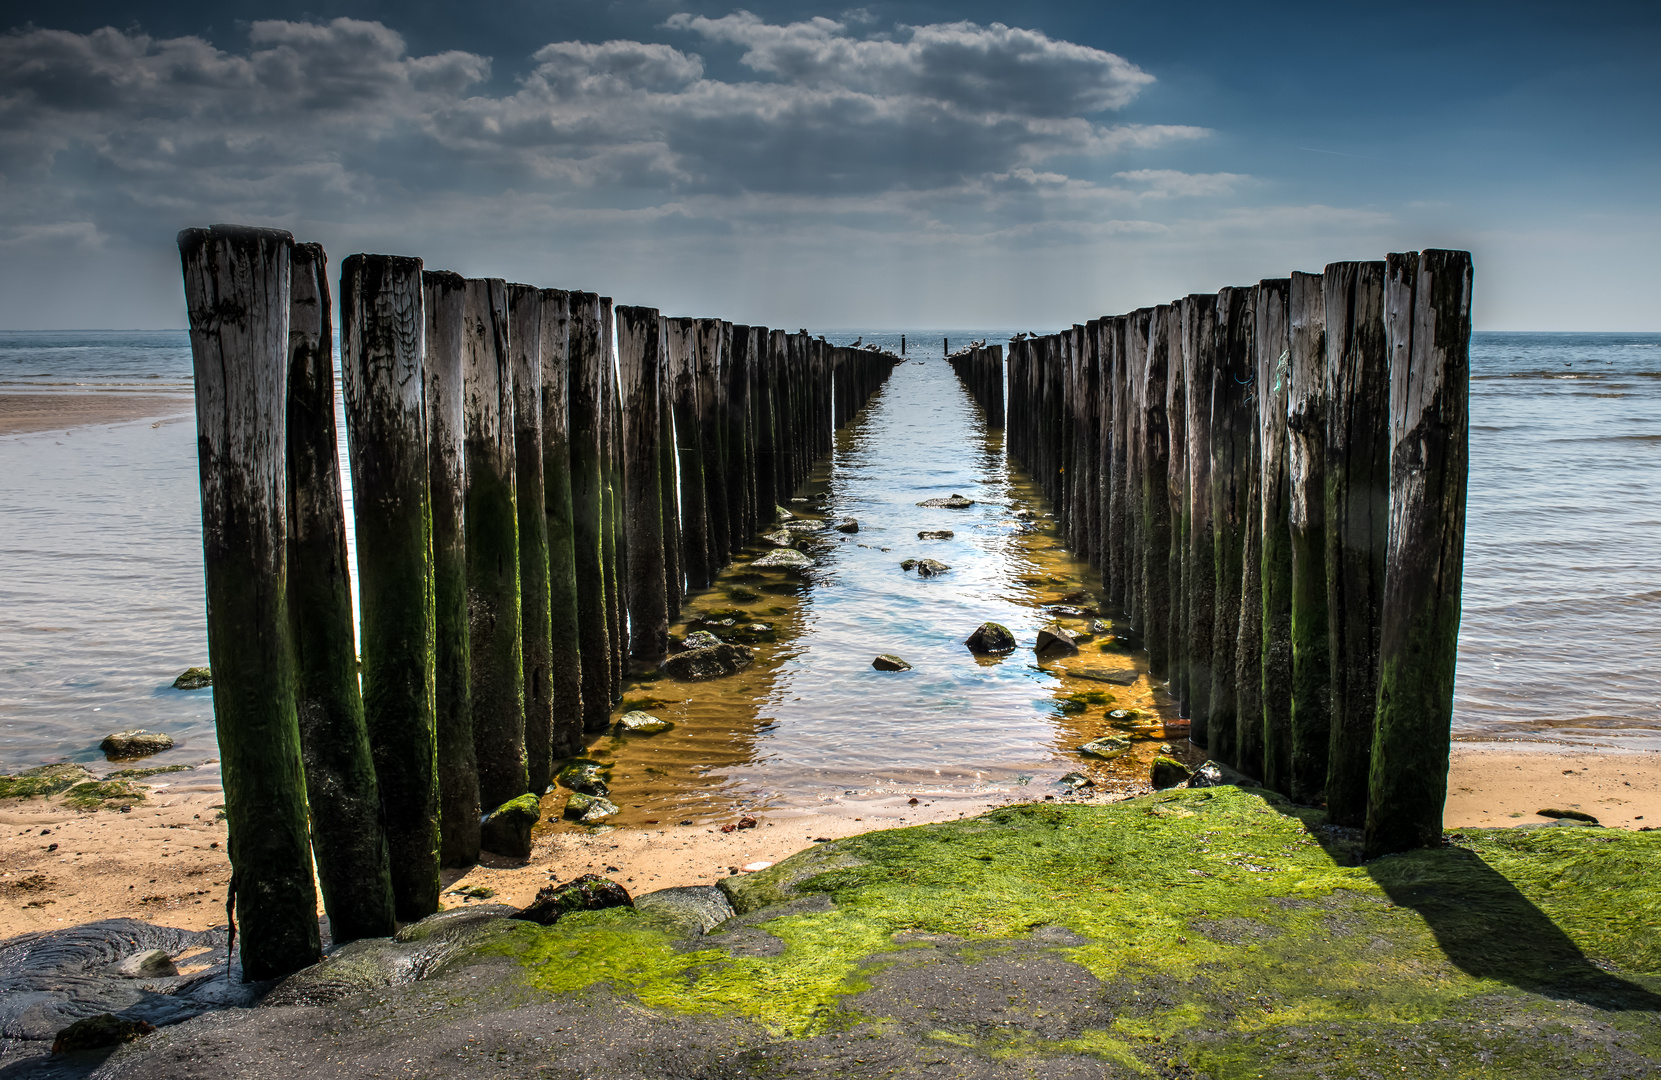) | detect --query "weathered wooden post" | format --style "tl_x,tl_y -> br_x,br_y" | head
726,325 -> 755,547
1108,318 -> 1130,613
508,285 -> 553,796
1287,272 -> 1331,806
539,289 -> 584,760
180,226 -> 322,978
1140,305 -> 1173,680
1127,310 -> 1152,630
1256,279 -> 1293,791
462,278 -> 526,813
666,317 -> 710,591
1164,305 -> 1189,705
618,306 -> 670,664
340,251 -> 440,923
604,299 -> 627,698
698,318 -> 731,568
422,270 -> 479,867
659,316 -> 684,616
567,292 -> 614,731
1181,295 -> 1218,740
769,330 -> 791,509
1208,286 -> 1254,767
1322,261 -> 1390,826
1364,250 -> 1473,857
285,242 -> 396,943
